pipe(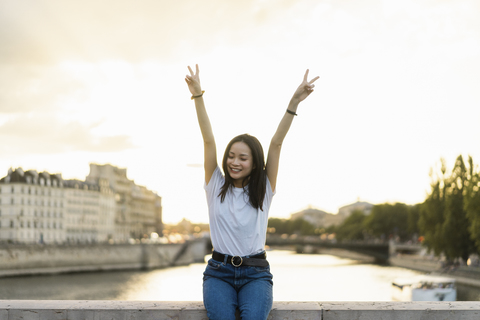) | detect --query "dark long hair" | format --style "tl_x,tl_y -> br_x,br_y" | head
219,134 -> 267,210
